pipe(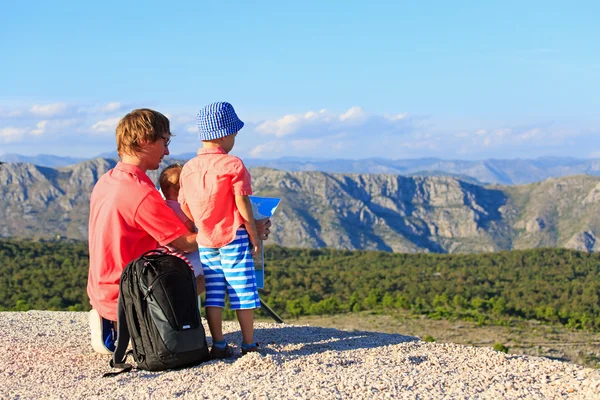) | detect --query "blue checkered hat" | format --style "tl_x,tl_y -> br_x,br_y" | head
196,102 -> 244,141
